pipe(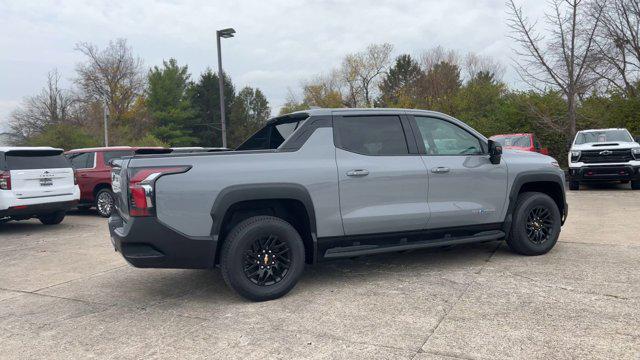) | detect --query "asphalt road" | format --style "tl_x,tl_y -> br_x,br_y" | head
0,184 -> 639,359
